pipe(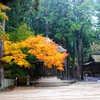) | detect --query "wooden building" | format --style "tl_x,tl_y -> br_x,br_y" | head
31,45 -> 67,79
83,53 -> 100,76
33,60 -> 59,78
